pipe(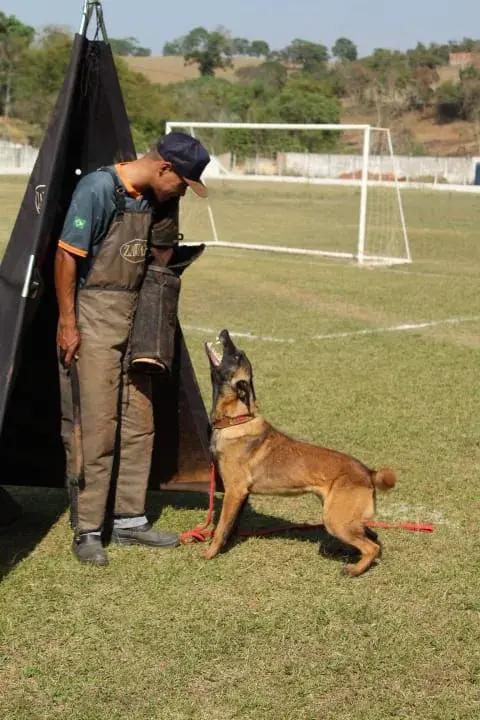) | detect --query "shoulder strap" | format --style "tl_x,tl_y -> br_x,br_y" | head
97,166 -> 126,218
